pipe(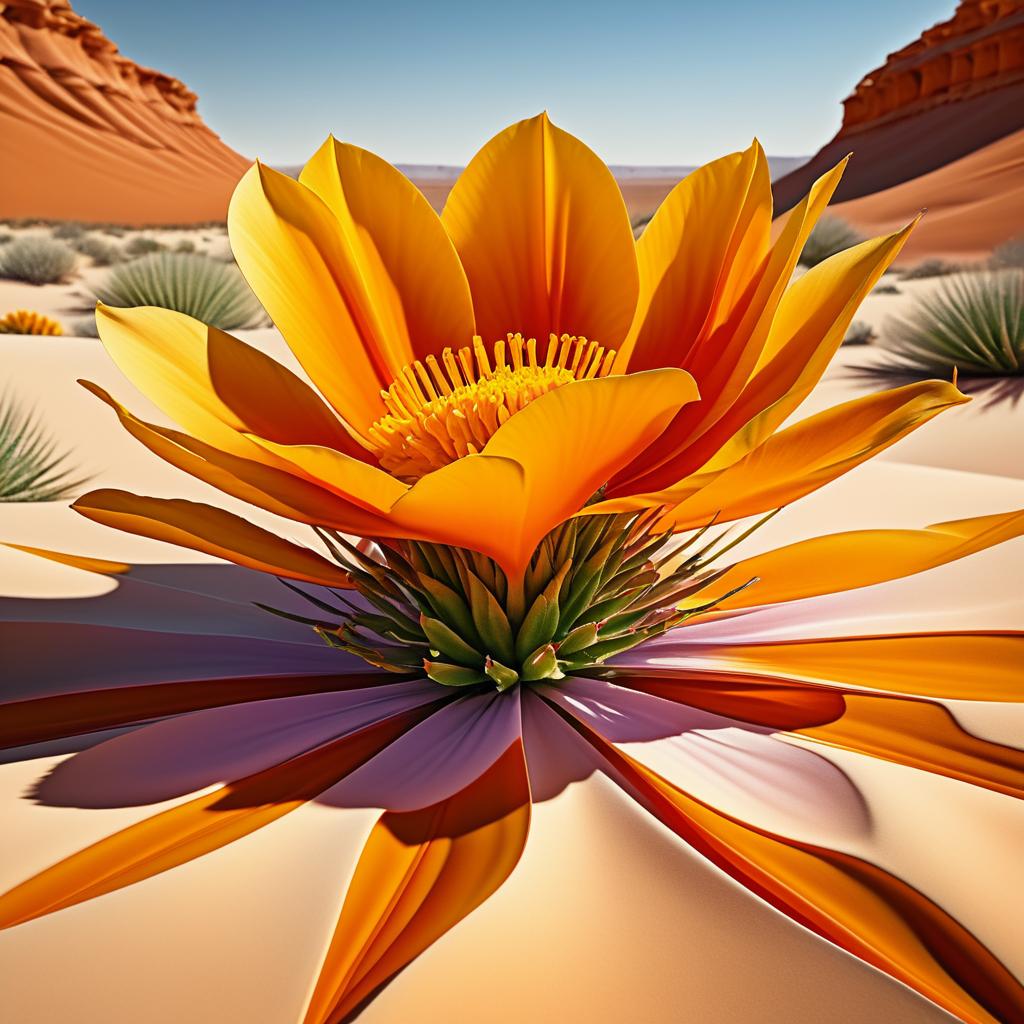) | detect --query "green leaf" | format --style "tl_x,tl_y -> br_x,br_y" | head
420,614 -> 482,668
425,660 -> 488,687
521,643 -> 562,682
